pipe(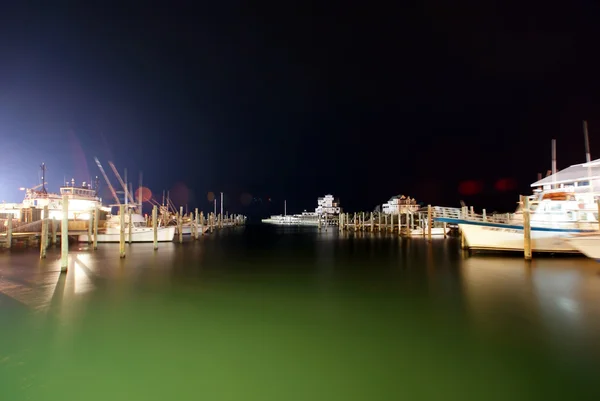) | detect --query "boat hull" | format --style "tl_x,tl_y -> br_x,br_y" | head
563,234 -> 600,260
410,227 -> 449,237
77,226 -> 176,243
459,223 -> 583,253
